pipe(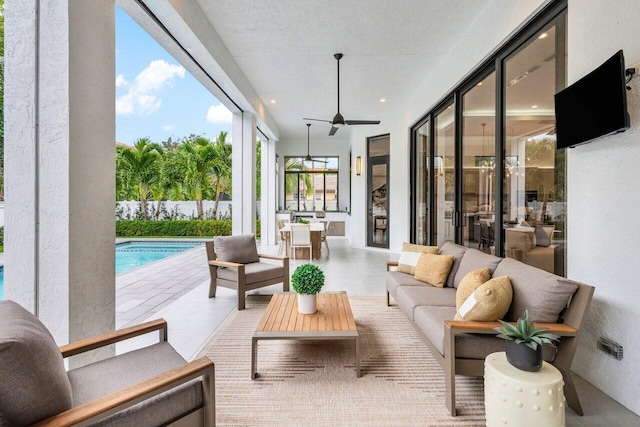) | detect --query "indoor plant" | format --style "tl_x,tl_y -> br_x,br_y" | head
291,263 -> 325,314
494,310 -> 560,372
